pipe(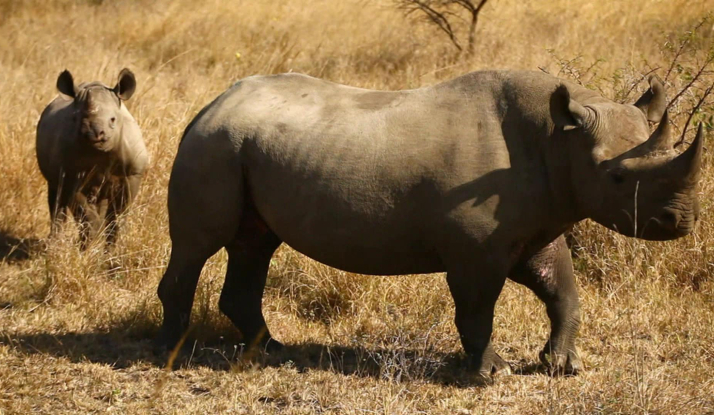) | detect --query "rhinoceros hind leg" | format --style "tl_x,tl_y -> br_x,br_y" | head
445,260 -> 511,378
155,250 -> 213,353
219,203 -> 283,353
155,148 -> 244,353
509,235 -> 583,376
